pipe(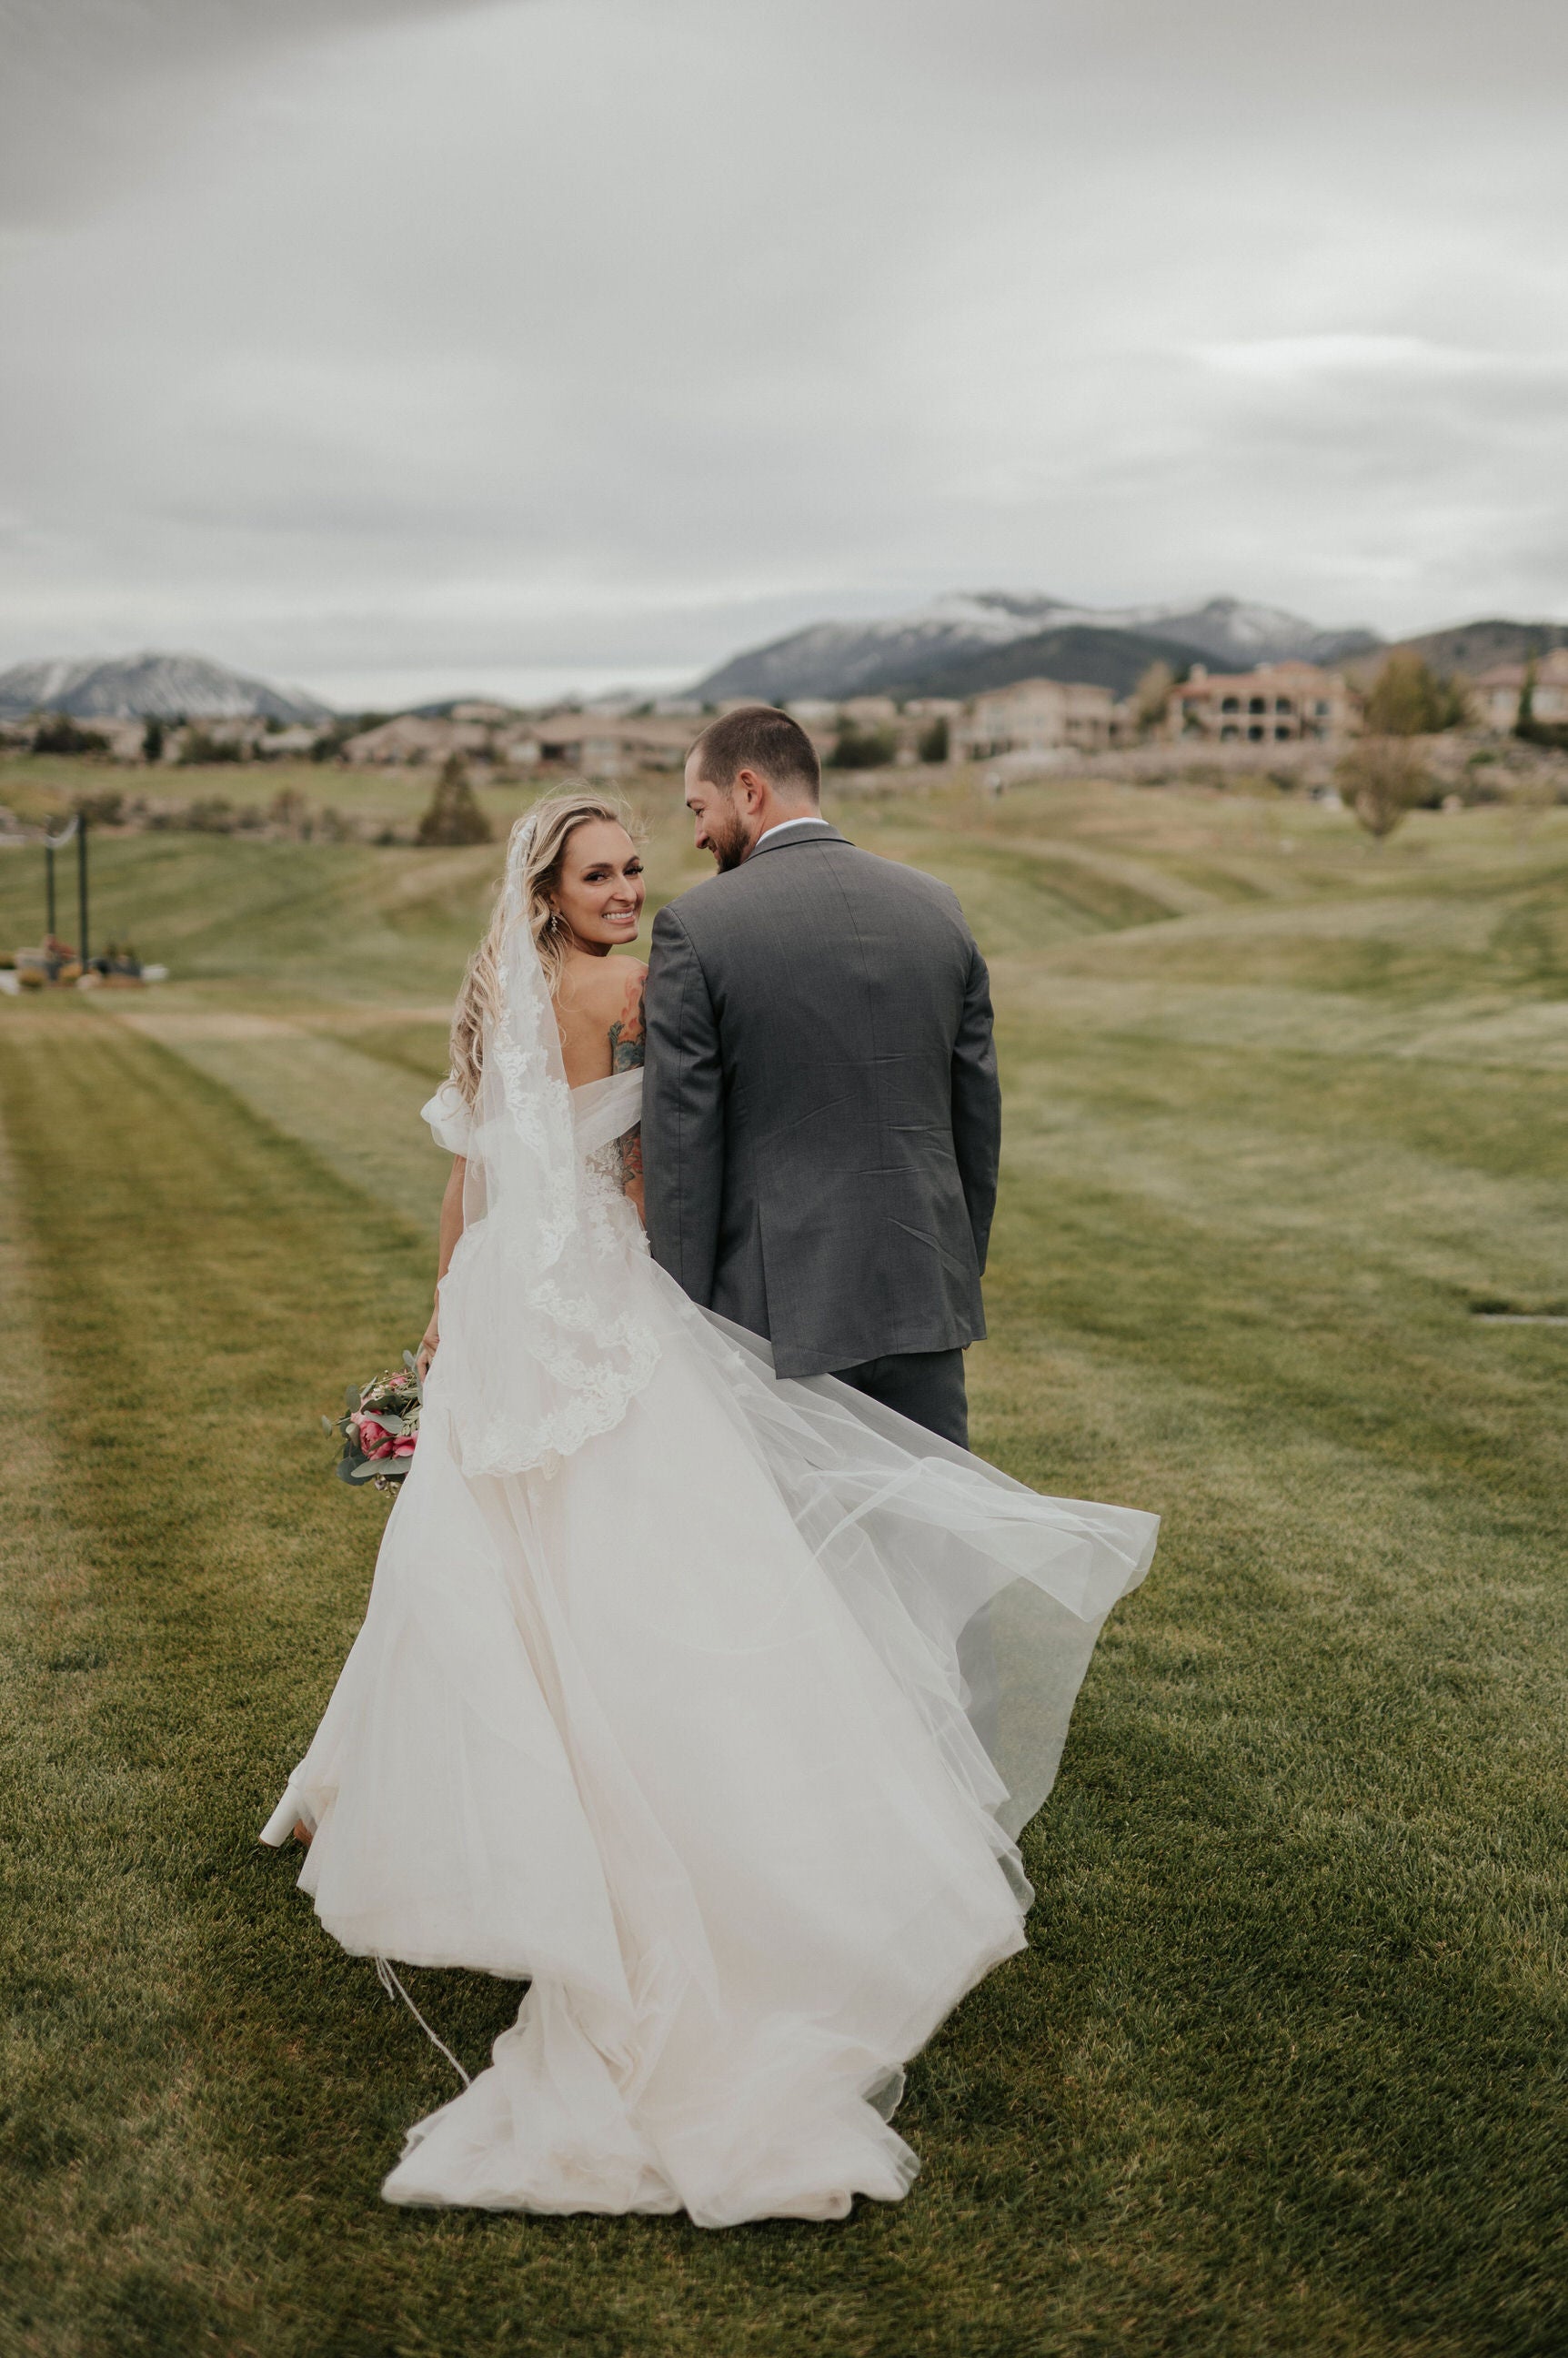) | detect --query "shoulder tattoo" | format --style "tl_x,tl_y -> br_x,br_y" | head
608,969 -> 647,1073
